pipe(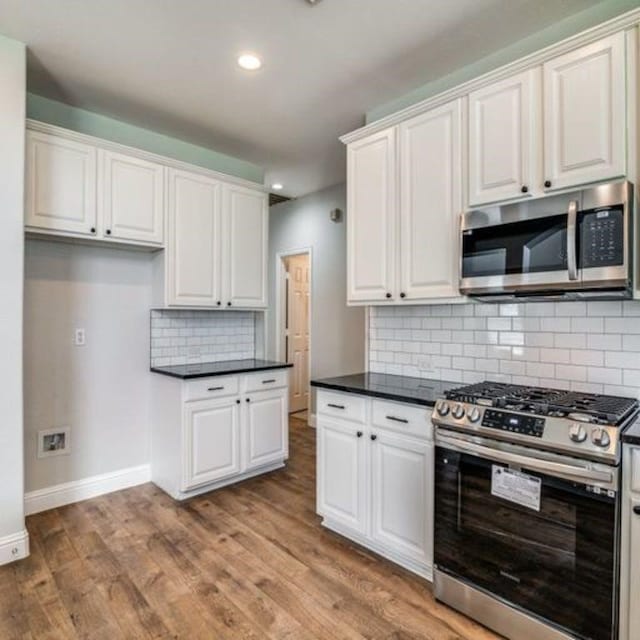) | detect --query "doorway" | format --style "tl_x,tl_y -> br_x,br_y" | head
277,251 -> 310,418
